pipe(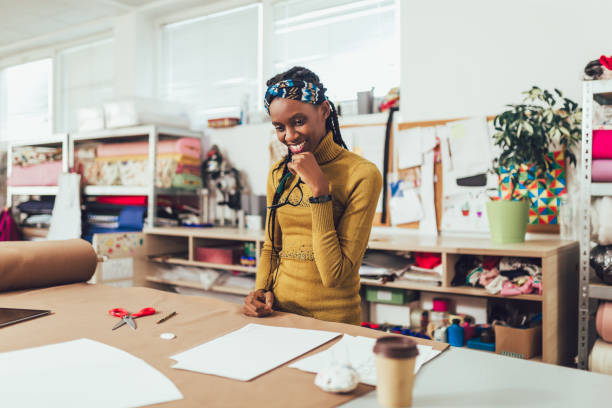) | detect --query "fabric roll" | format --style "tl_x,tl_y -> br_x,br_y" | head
8,161 -> 62,186
96,138 -> 201,159
593,130 -> 612,159
0,239 -> 97,292
592,160 -> 612,182
596,302 -> 612,342
589,338 -> 612,374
